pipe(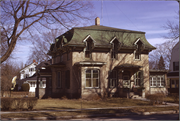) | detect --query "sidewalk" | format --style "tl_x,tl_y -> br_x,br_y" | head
133,97 -> 179,106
